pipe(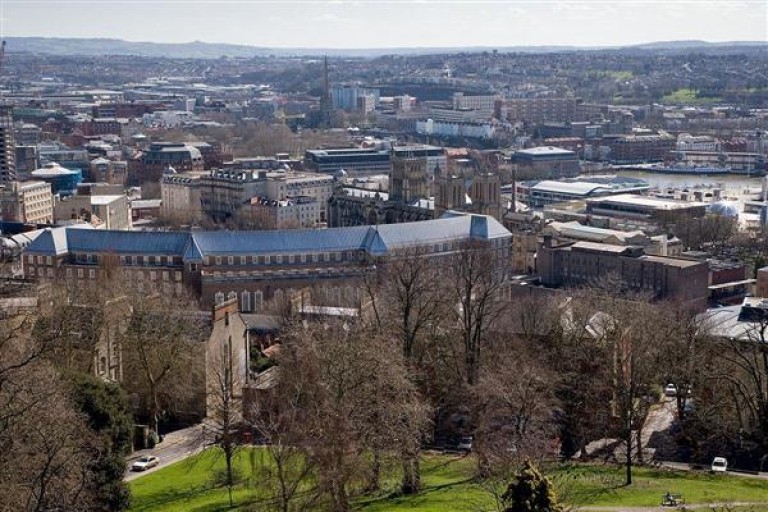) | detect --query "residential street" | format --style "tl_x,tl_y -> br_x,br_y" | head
125,424 -> 204,481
